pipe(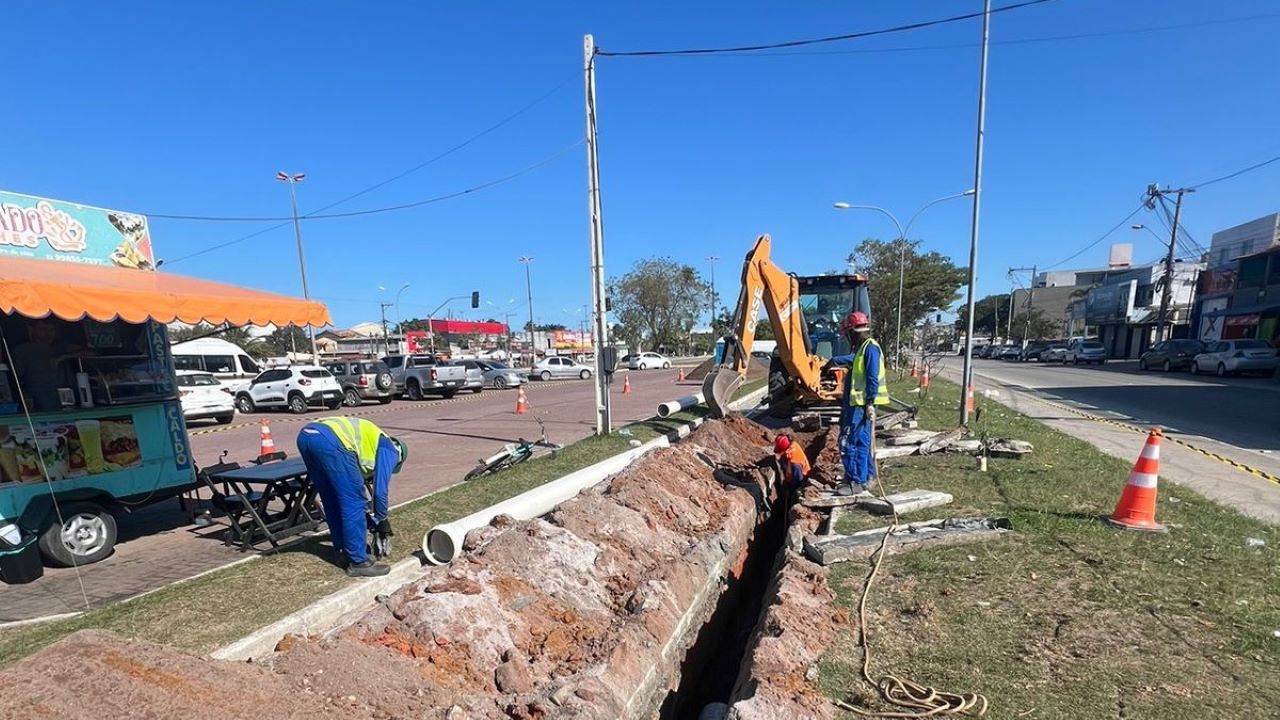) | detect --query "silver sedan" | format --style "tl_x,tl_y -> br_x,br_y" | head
530,356 -> 594,381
